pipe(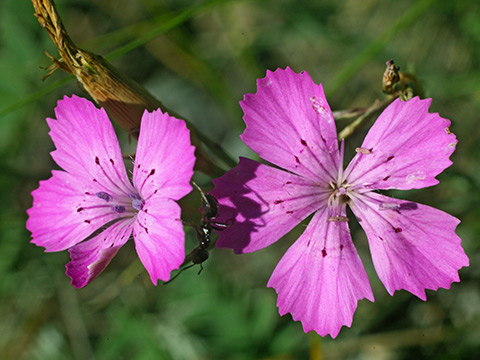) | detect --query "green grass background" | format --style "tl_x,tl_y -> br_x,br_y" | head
1,0 -> 479,359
